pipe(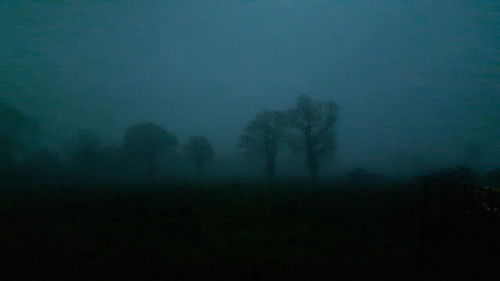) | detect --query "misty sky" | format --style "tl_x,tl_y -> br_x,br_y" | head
1,0 -> 499,174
